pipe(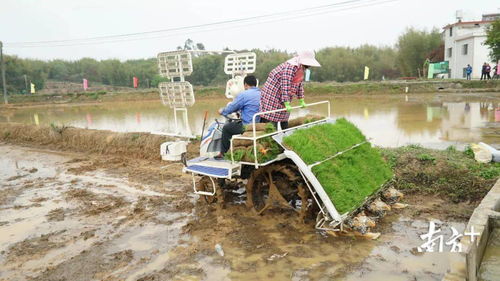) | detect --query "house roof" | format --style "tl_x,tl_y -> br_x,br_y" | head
482,13 -> 500,17
443,20 -> 494,30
